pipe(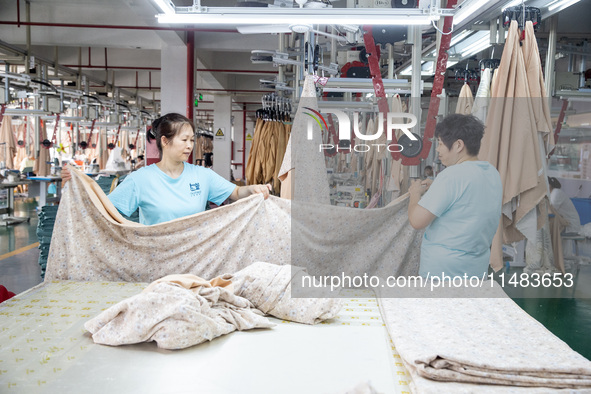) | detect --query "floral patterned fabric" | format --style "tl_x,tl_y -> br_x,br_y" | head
45,167 -> 422,289
85,263 -> 343,349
